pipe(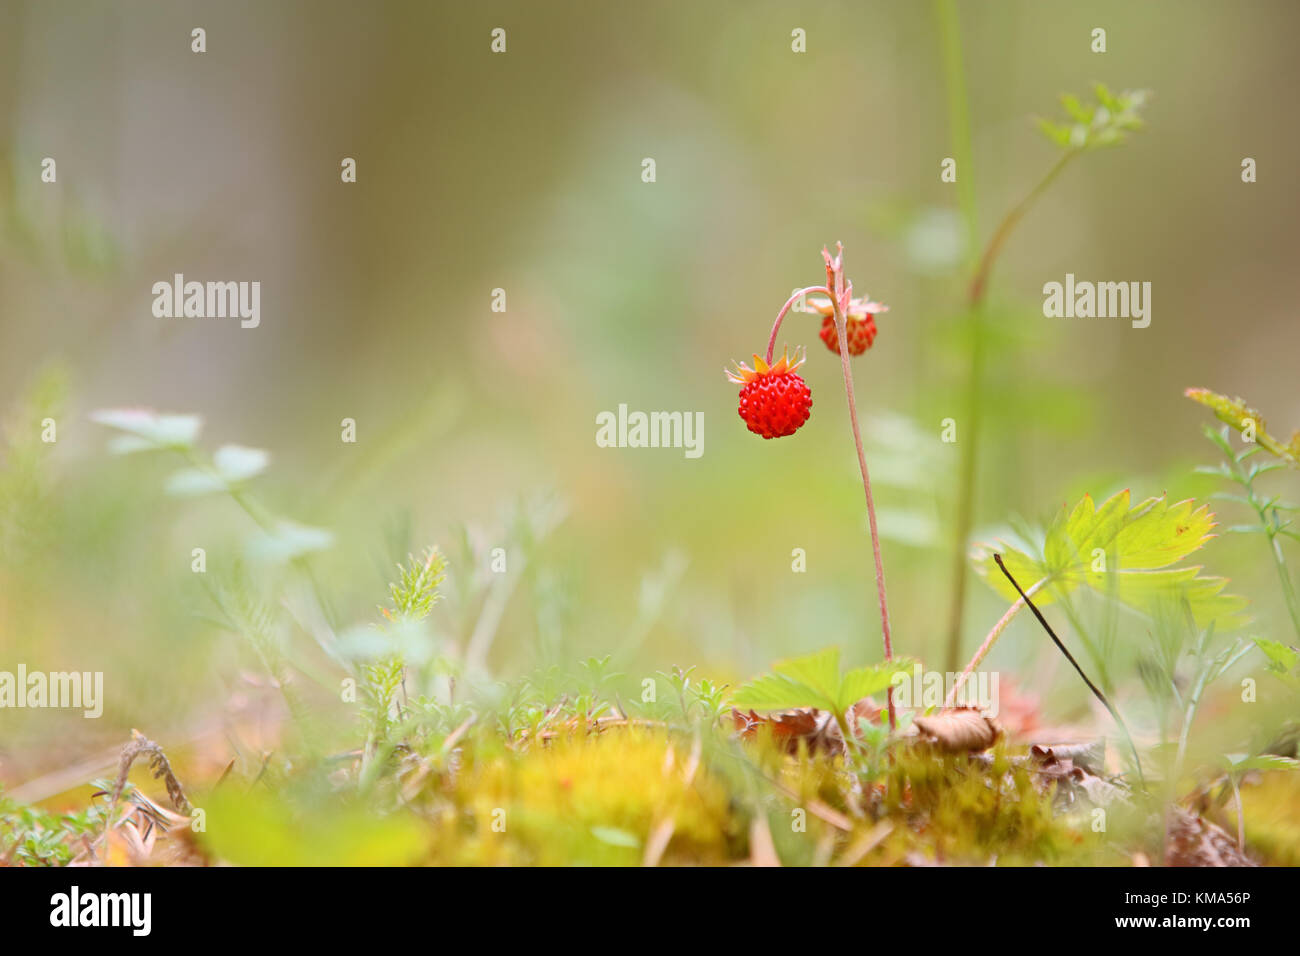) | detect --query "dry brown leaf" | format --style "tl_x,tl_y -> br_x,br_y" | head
732,707 -> 841,753
1028,744 -> 1127,808
913,707 -> 1002,753
1030,741 -> 1106,776
848,697 -> 886,727
1166,806 -> 1257,867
